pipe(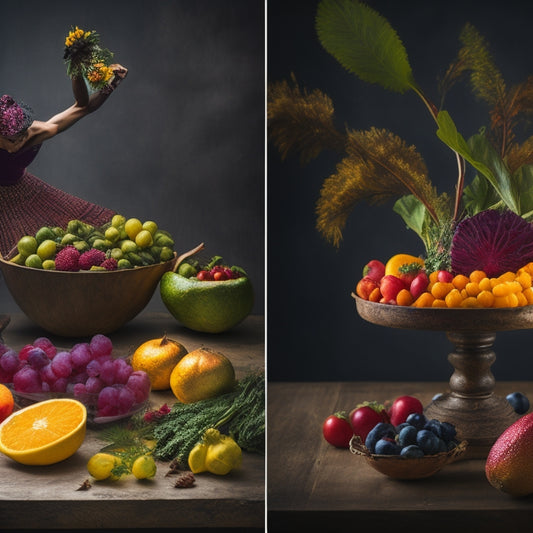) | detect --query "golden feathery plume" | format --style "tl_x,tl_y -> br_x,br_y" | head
267,74 -> 345,164
458,23 -> 506,108
316,128 -> 440,247
506,136 -> 533,173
